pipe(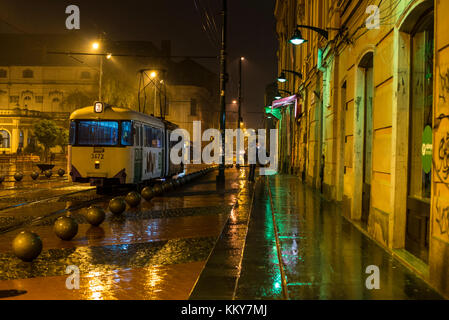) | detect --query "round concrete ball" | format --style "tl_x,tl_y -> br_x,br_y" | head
141,186 -> 155,201
161,182 -> 170,192
31,171 -> 39,180
54,216 -> 78,241
14,172 -> 24,181
57,168 -> 65,177
109,197 -> 126,215
45,170 -> 52,178
125,191 -> 141,207
12,231 -> 43,262
153,184 -> 163,195
86,206 -> 106,226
